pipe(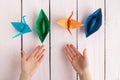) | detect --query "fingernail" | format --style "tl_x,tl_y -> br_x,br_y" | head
84,48 -> 87,52
42,45 -> 45,49
37,45 -> 40,48
70,44 -> 72,46
66,44 -> 69,46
